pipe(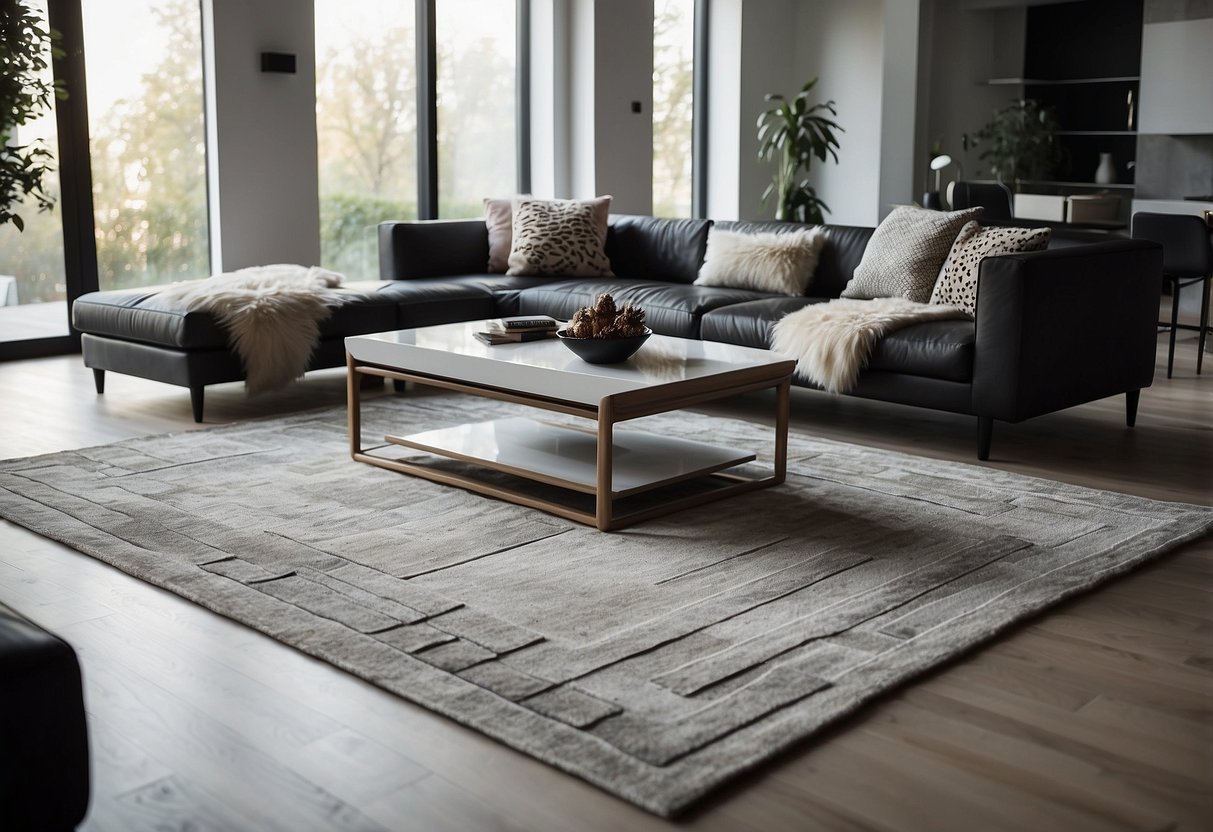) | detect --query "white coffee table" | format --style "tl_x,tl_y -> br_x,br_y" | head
345,321 -> 794,531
